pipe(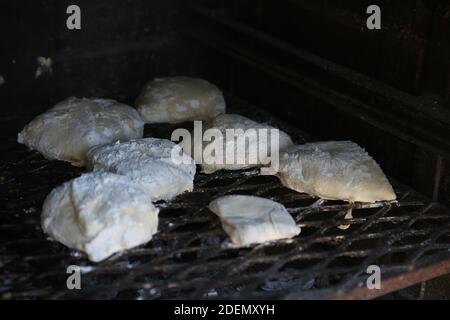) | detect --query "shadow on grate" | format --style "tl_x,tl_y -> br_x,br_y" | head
1,96 -> 450,299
